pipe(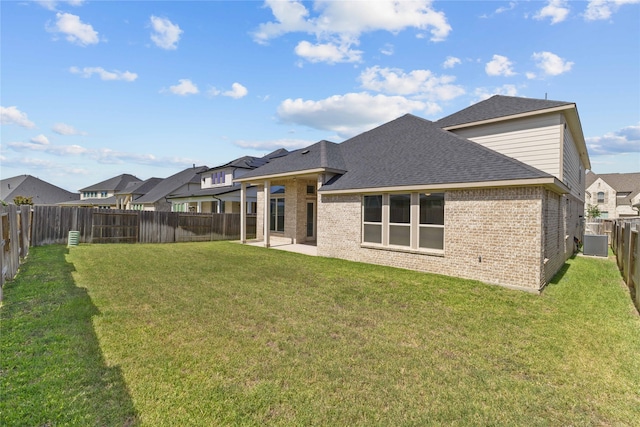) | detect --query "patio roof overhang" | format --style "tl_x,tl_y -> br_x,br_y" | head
234,167 -> 346,185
